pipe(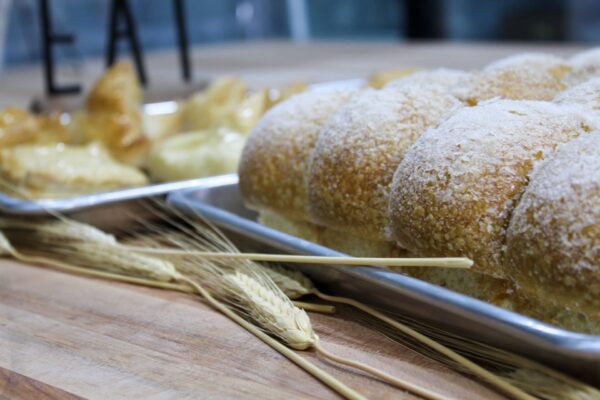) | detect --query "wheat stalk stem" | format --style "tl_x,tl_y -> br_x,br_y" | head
122,245 -> 473,269
259,265 -> 536,400
313,290 -> 536,400
291,301 -> 336,314
313,339 -> 447,400
178,276 -> 367,400
4,243 -> 364,399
